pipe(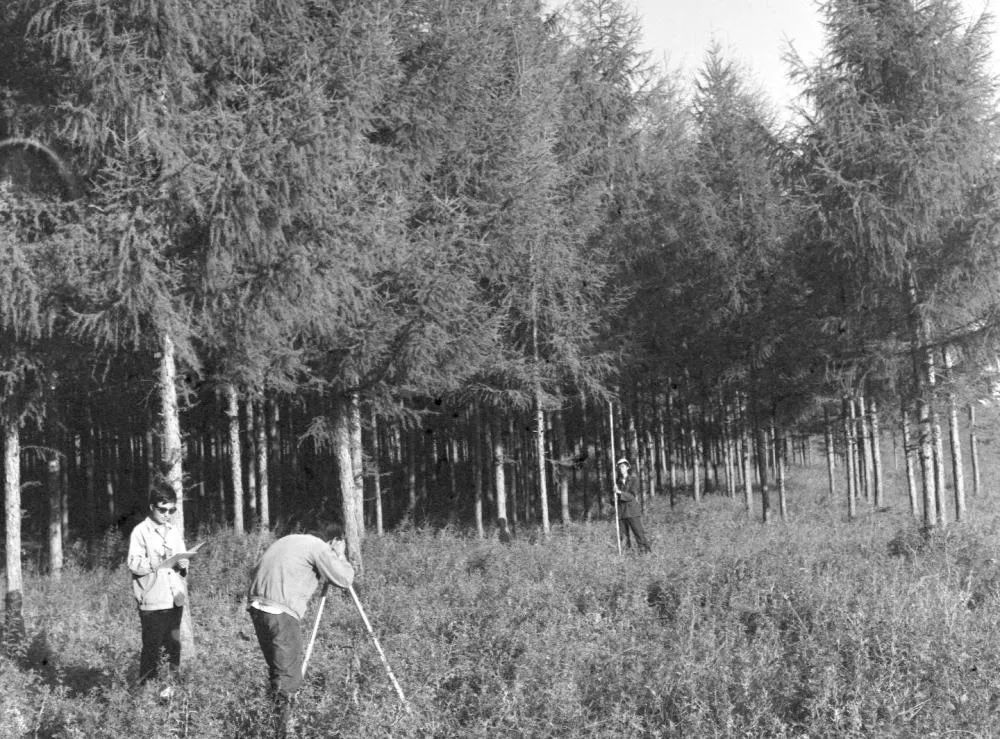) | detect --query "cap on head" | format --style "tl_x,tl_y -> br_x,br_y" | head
616,458 -> 630,468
